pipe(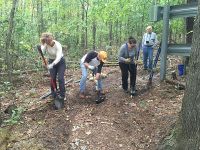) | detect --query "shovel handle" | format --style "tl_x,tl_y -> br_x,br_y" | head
37,45 -> 57,91
37,45 -> 47,66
